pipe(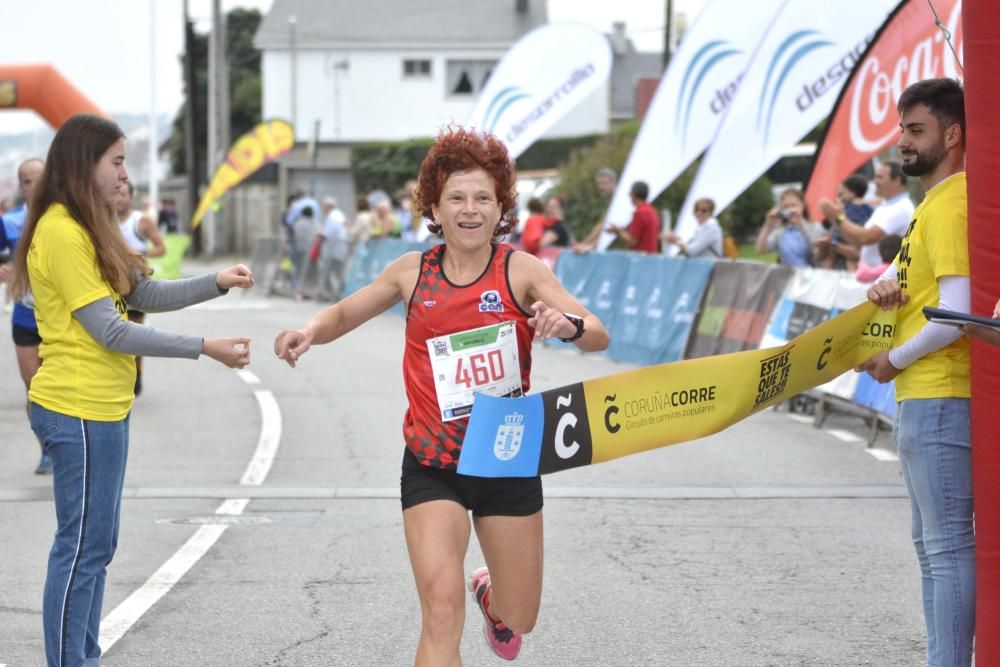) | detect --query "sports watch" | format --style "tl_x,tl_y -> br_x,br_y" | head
559,313 -> 586,343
